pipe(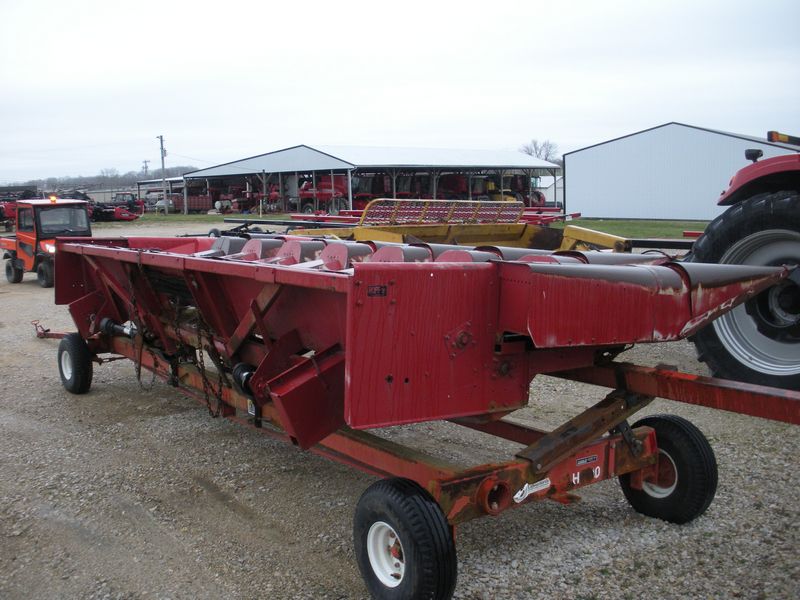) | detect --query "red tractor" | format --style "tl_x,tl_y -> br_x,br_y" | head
1,198 -> 91,287
690,131 -> 800,389
298,175 -> 349,214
